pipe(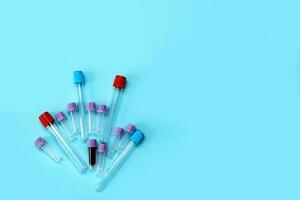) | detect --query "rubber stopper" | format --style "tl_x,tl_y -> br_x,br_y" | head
130,129 -> 144,145
67,102 -> 77,112
97,104 -> 108,113
73,71 -> 85,84
113,75 -> 126,89
114,127 -> 124,137
98,142 -> 107,153
87,139 -> 97,148
39,112 -> 55,127
35,137 -> 45,148
126,124 -> 136,134
55,112 -> 65,122
86,102 -> 96,111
